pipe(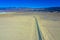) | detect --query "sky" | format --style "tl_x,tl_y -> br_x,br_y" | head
0,0 -> 60,8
